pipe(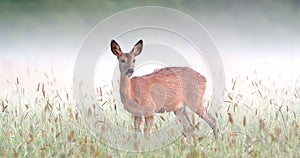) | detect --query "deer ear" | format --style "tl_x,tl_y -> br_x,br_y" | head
131,39 -> 143,56
111,40 -> 123,58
